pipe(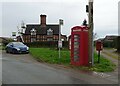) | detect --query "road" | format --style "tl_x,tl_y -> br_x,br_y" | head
2,50 -> 118,84
0,50 -> 2,85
